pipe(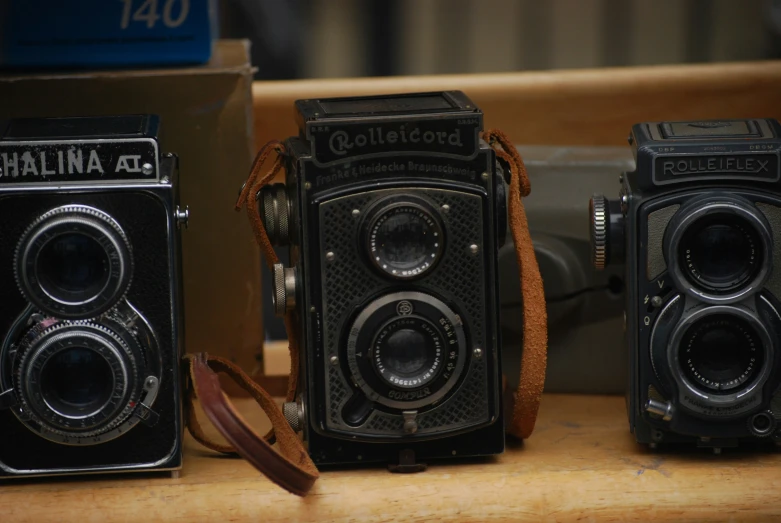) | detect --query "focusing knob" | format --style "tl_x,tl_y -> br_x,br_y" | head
589,194 -> 625,269
272,263 -> 296,316
590,194 -> 609,270
258,183 -> 290,246
282,400 -> 304,433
